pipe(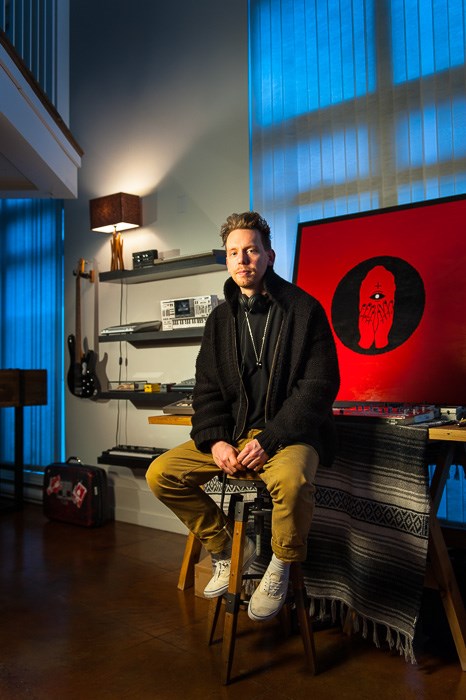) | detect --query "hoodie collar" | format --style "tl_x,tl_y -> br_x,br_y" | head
223,267 -> 290,312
